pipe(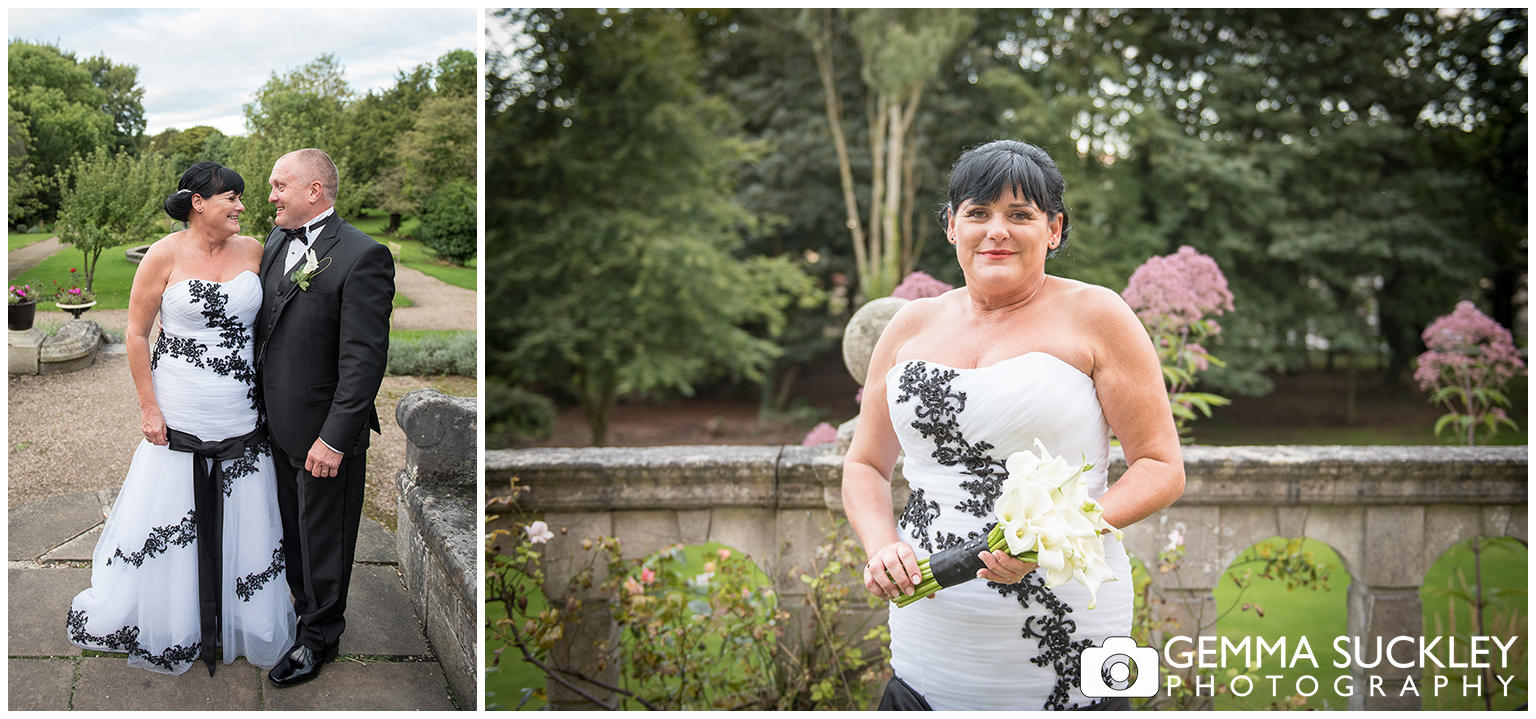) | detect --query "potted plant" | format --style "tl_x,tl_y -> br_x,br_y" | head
8,284 -> 41,330
54,268 -> 98,320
